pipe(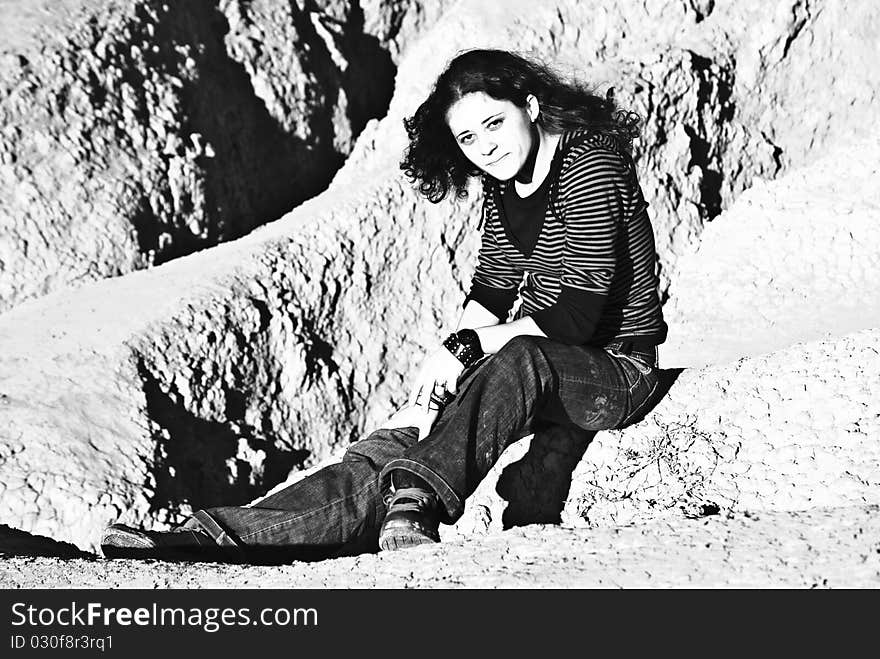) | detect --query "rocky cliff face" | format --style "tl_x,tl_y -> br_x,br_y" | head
0,0 -> 447,311
0,0 -> 877,558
